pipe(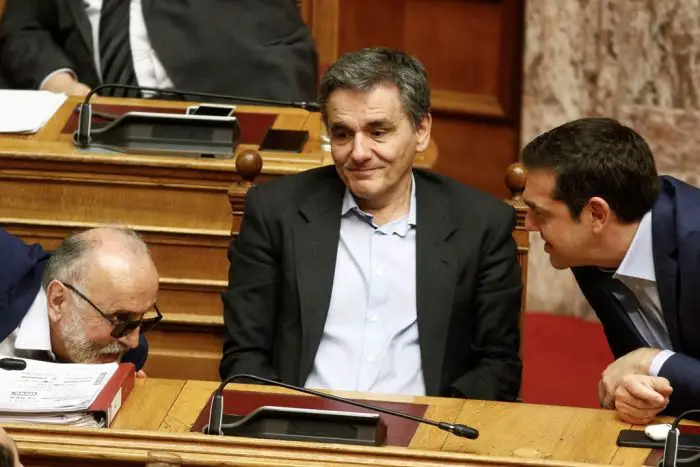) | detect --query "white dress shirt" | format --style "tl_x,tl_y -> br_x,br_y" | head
612,211 -> 675,375
0,289 -> 55,361
41,0 -> 174,94
305,176 -> 426,395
